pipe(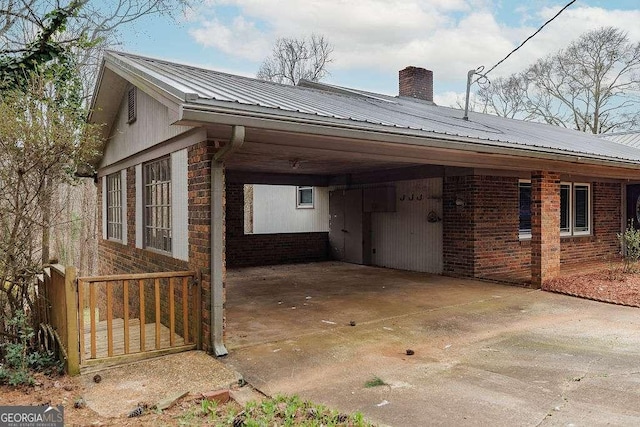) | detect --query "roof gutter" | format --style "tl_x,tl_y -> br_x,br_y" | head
179,104 -> 640,172
210,125 -> 245,357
